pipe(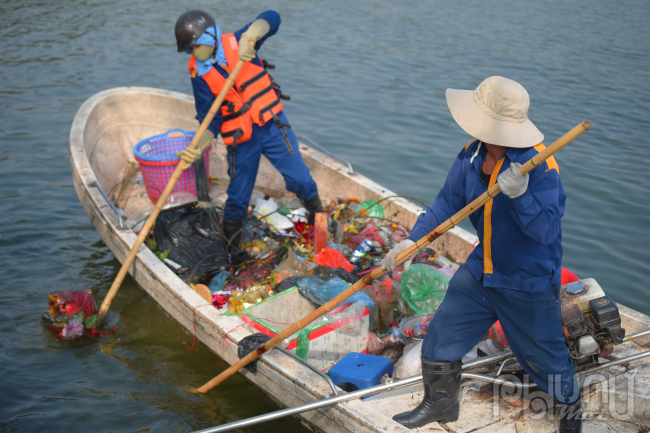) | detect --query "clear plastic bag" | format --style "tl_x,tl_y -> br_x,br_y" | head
400,264 -> 450,314
362,278 -> 401,334
277,196 -> 303,210
270,249 -> 308,286
393,340 -> 423,379
307,301 -> 367,331
367,331 -> 389,355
